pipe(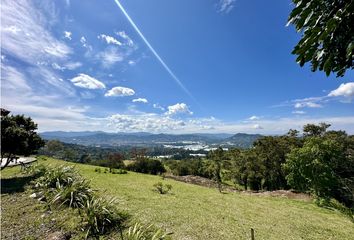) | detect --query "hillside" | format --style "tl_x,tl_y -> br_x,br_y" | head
2,157 -> 353,240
